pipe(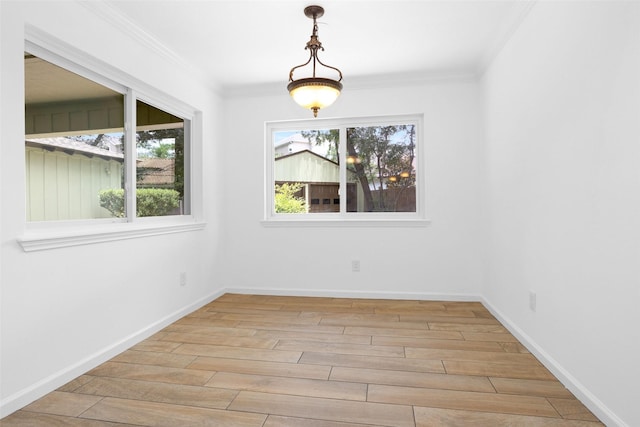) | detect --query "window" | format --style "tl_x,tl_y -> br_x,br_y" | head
24,51 -> 190,222
265,115 -> 425,224
19,36 -> 203,251
135,100 -> 189,217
